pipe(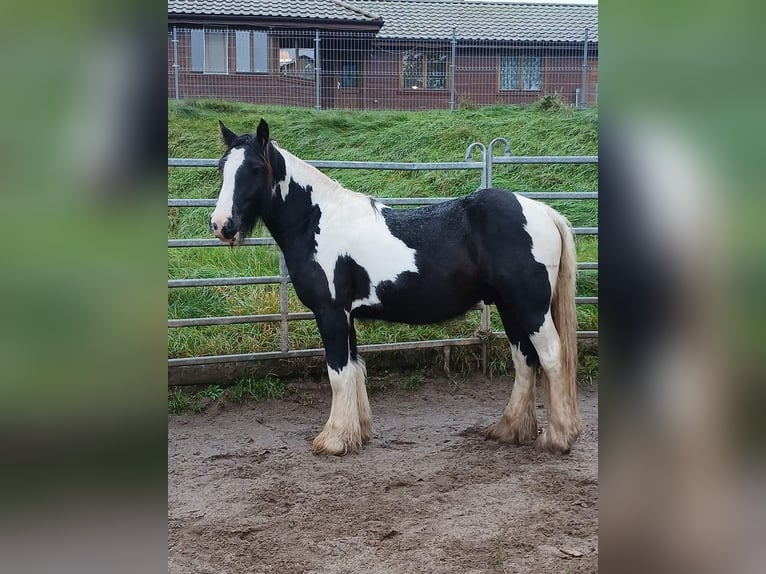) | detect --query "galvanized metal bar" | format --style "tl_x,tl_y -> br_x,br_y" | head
449,28 -> 457,112
169,299 -> 594,329
490,331 -> 599,341
484,145 -> 493,189
168,337 -> 484,368
463,142 -> 487,188
578,263 -> 598,270
168,199 -> 216,207
168,229 -> 596,248
168,158 -> 483,170
580,29 -> 589,108
480,302 -> 491,375
307,160 -> 483,170
168,157 -> 595,168
168,276 -> 282,288
517,192 -> 597,200
168,331 -> 599,369
169,312 -> 315,329
168,158 -> 219,167
172,27 -> 180,101
369,193 -> 597,204
491,156 -> 598,164
168,238 -> 276,248
486,137 -> 513,189
168,192 -> 598,209
315,30 -> 321,111
279,252 -> 290,353
173,273 -> 544,290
